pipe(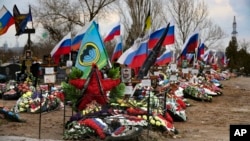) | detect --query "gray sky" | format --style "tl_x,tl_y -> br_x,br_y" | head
0,0 -> 249,49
